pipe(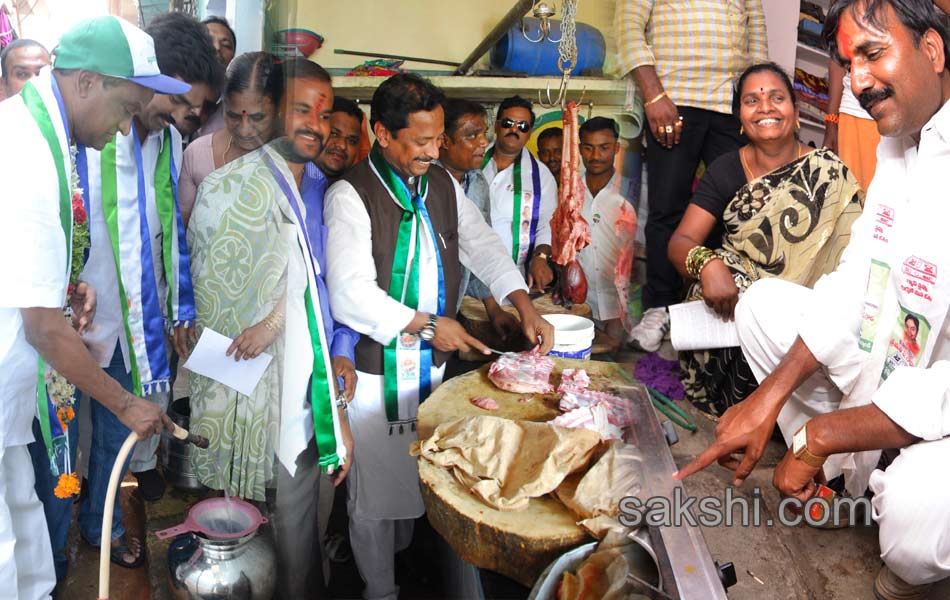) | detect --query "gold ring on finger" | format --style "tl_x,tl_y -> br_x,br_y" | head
665,125 -> 673,134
